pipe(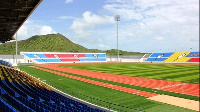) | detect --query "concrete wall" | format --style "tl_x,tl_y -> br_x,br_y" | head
106,55 -> 144,62
0,55 -> 25,64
